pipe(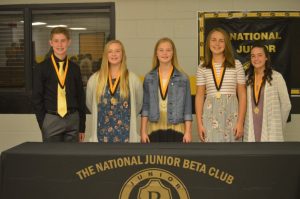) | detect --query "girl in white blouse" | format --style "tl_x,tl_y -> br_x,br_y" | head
195,28 -> 246,142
